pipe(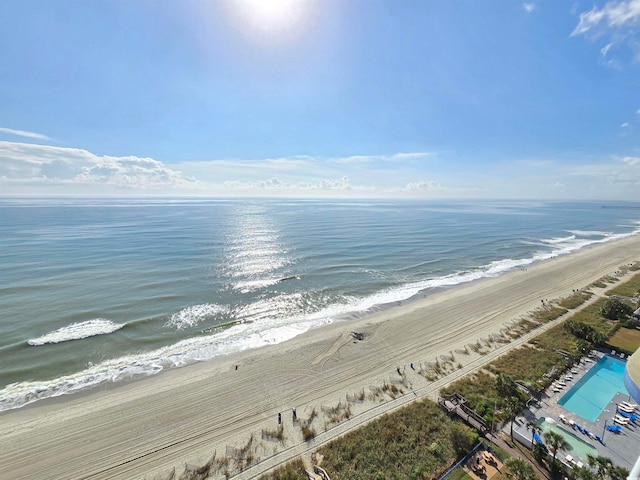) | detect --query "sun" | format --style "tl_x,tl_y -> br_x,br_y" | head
233,0 -> 306,38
